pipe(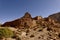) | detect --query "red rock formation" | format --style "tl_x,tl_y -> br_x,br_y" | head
1,12 -> 33,28
48,12 -> 60,23
33,16 -> 42,20
1,12 -> 60,29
